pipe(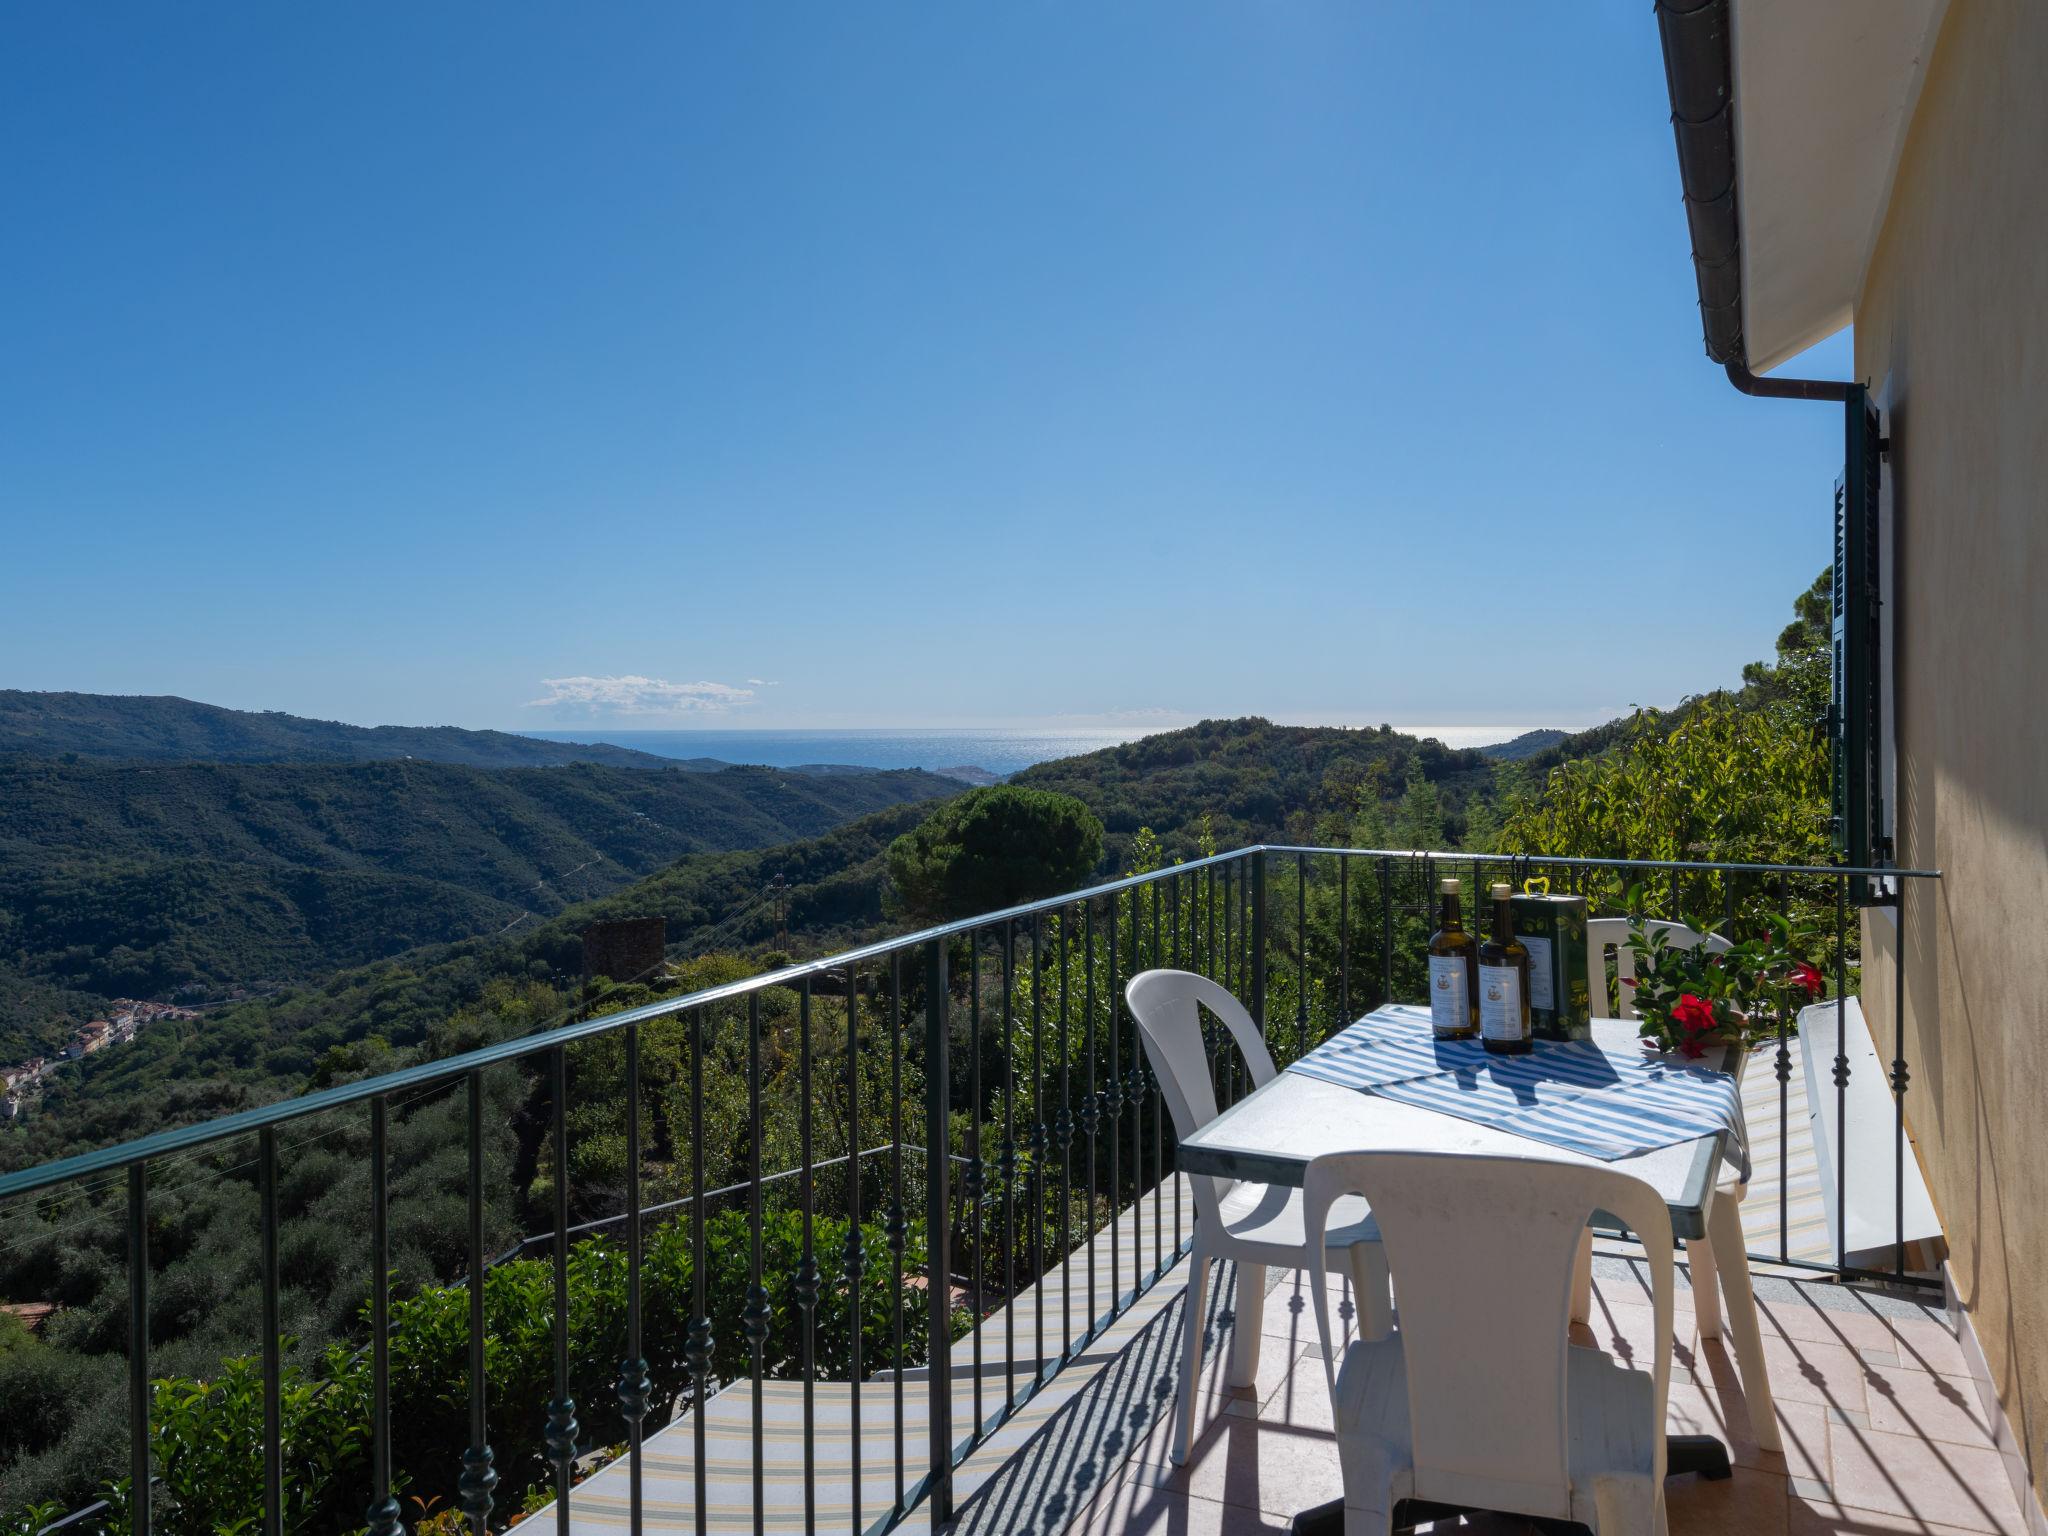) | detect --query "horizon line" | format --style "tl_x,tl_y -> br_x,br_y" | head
518,719 -> 1596,747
